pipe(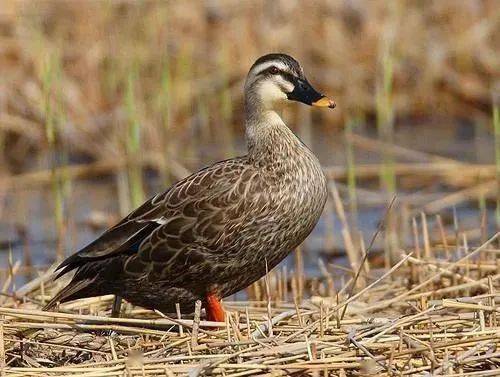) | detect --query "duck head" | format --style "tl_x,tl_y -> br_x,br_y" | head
244,53 -> 336,110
